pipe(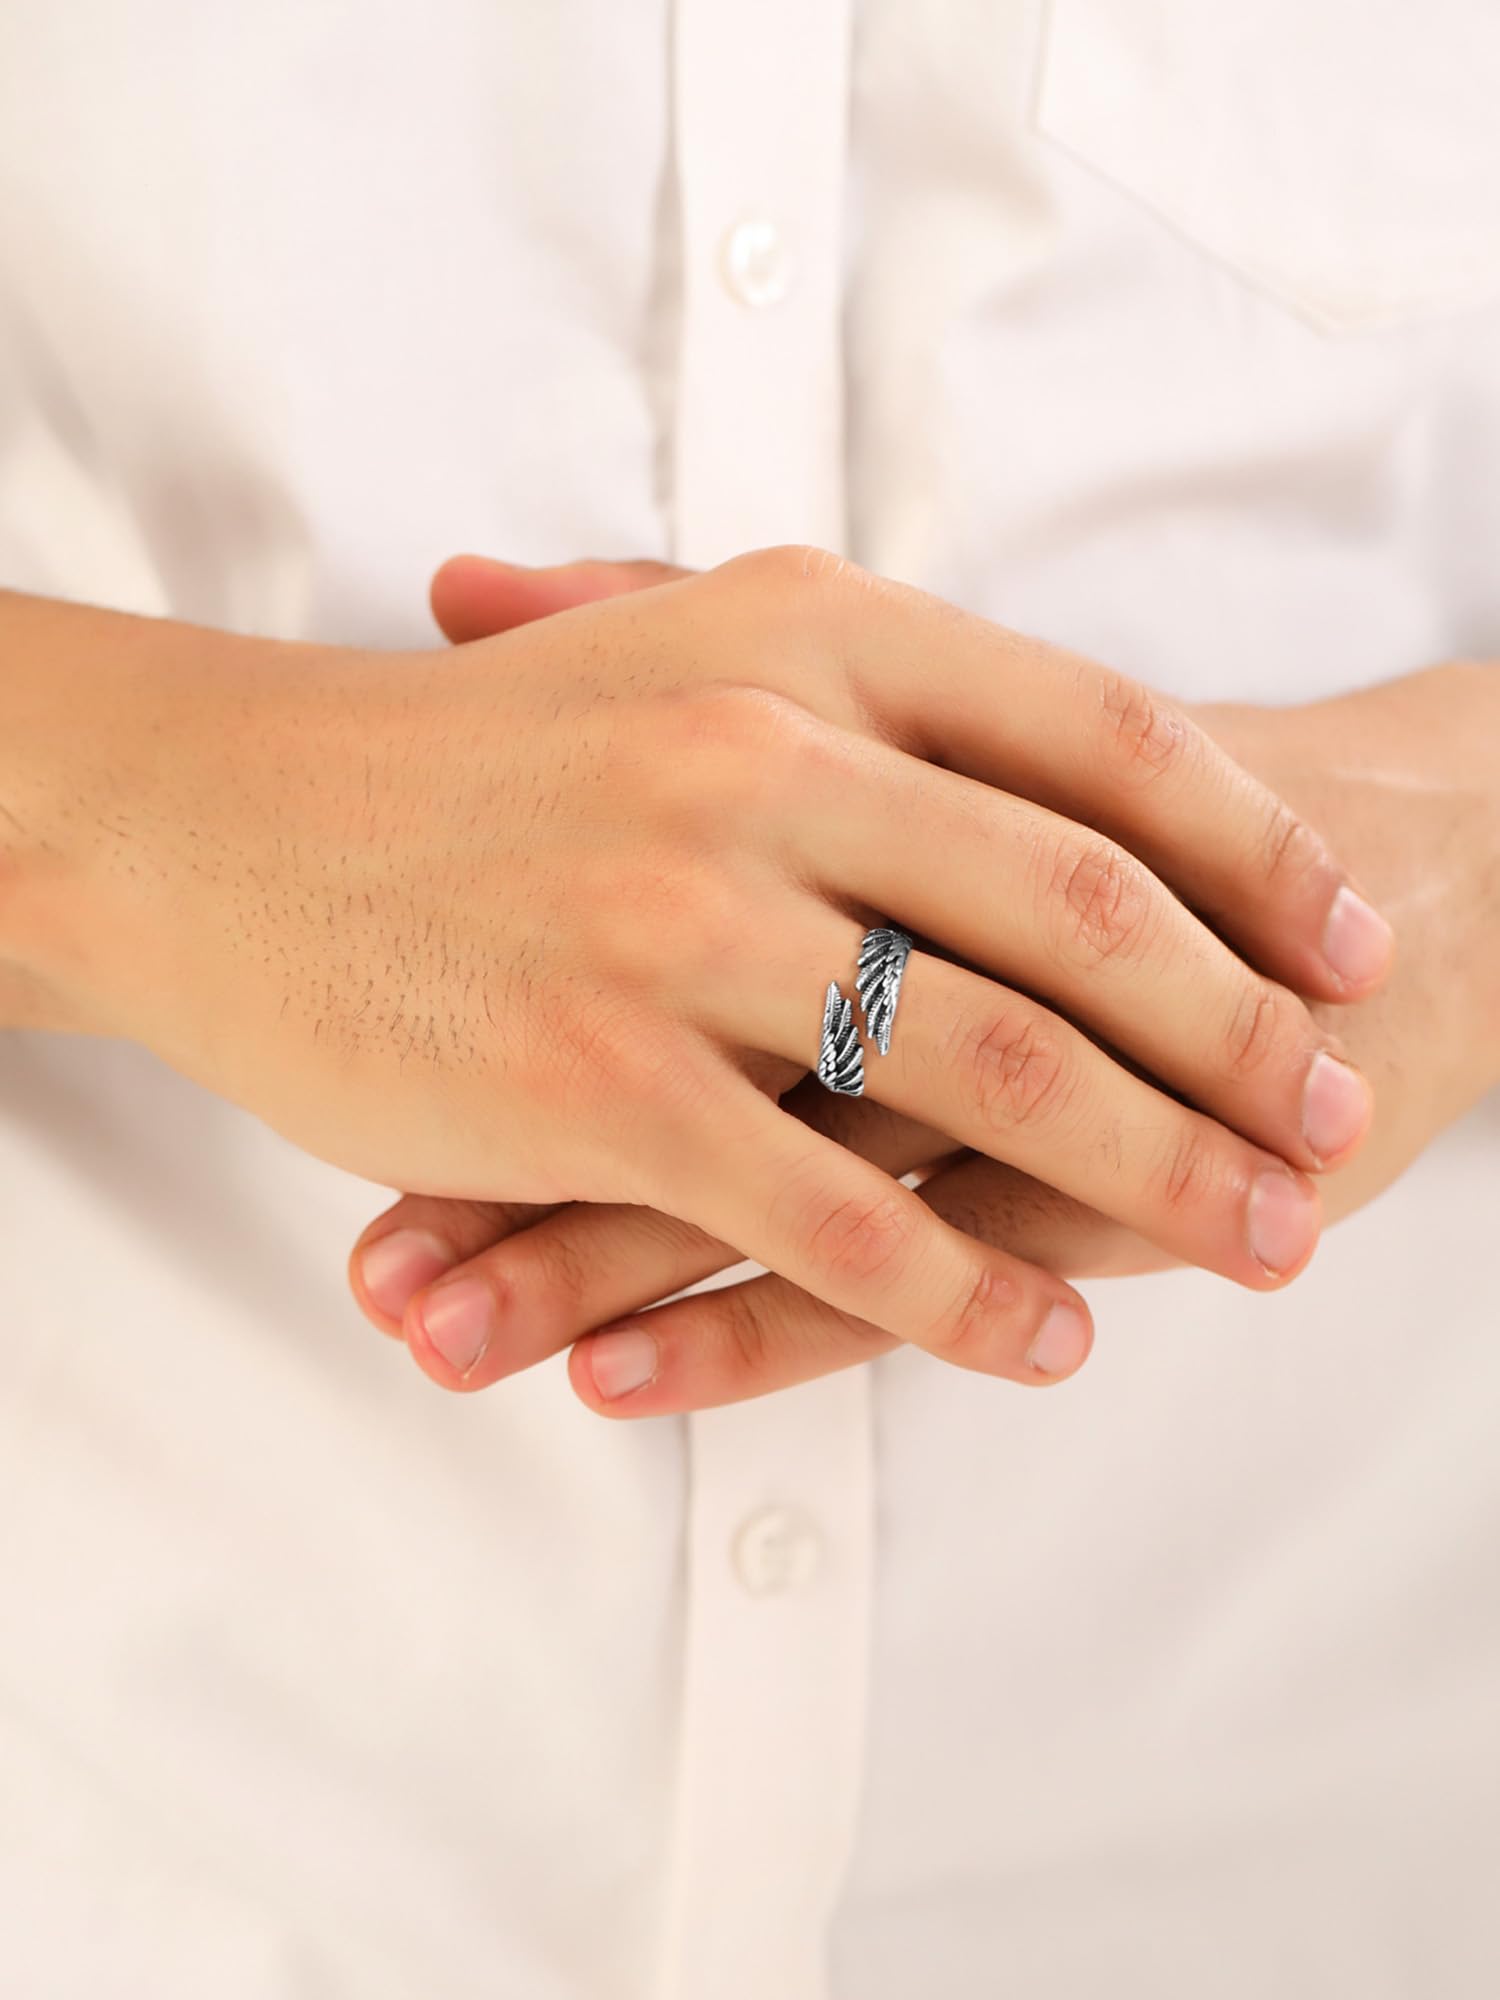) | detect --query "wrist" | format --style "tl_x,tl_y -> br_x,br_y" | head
0,591 -> 333,1044
1363,660 -> 1500,1095
1456,667 -> 1500,1089
0,590 -> 139,1025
